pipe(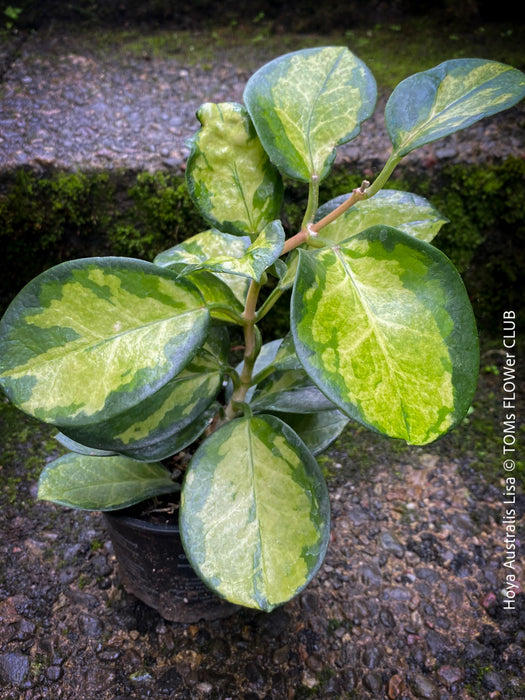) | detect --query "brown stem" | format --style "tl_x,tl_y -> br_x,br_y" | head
280,180 -> 370,257
311,180 -> 370,232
